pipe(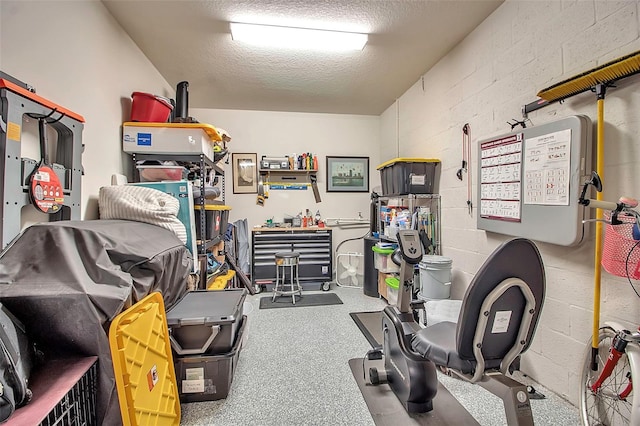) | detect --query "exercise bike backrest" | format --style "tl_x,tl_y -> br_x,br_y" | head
411,238 -> 545,382
455,238 -> 546,362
